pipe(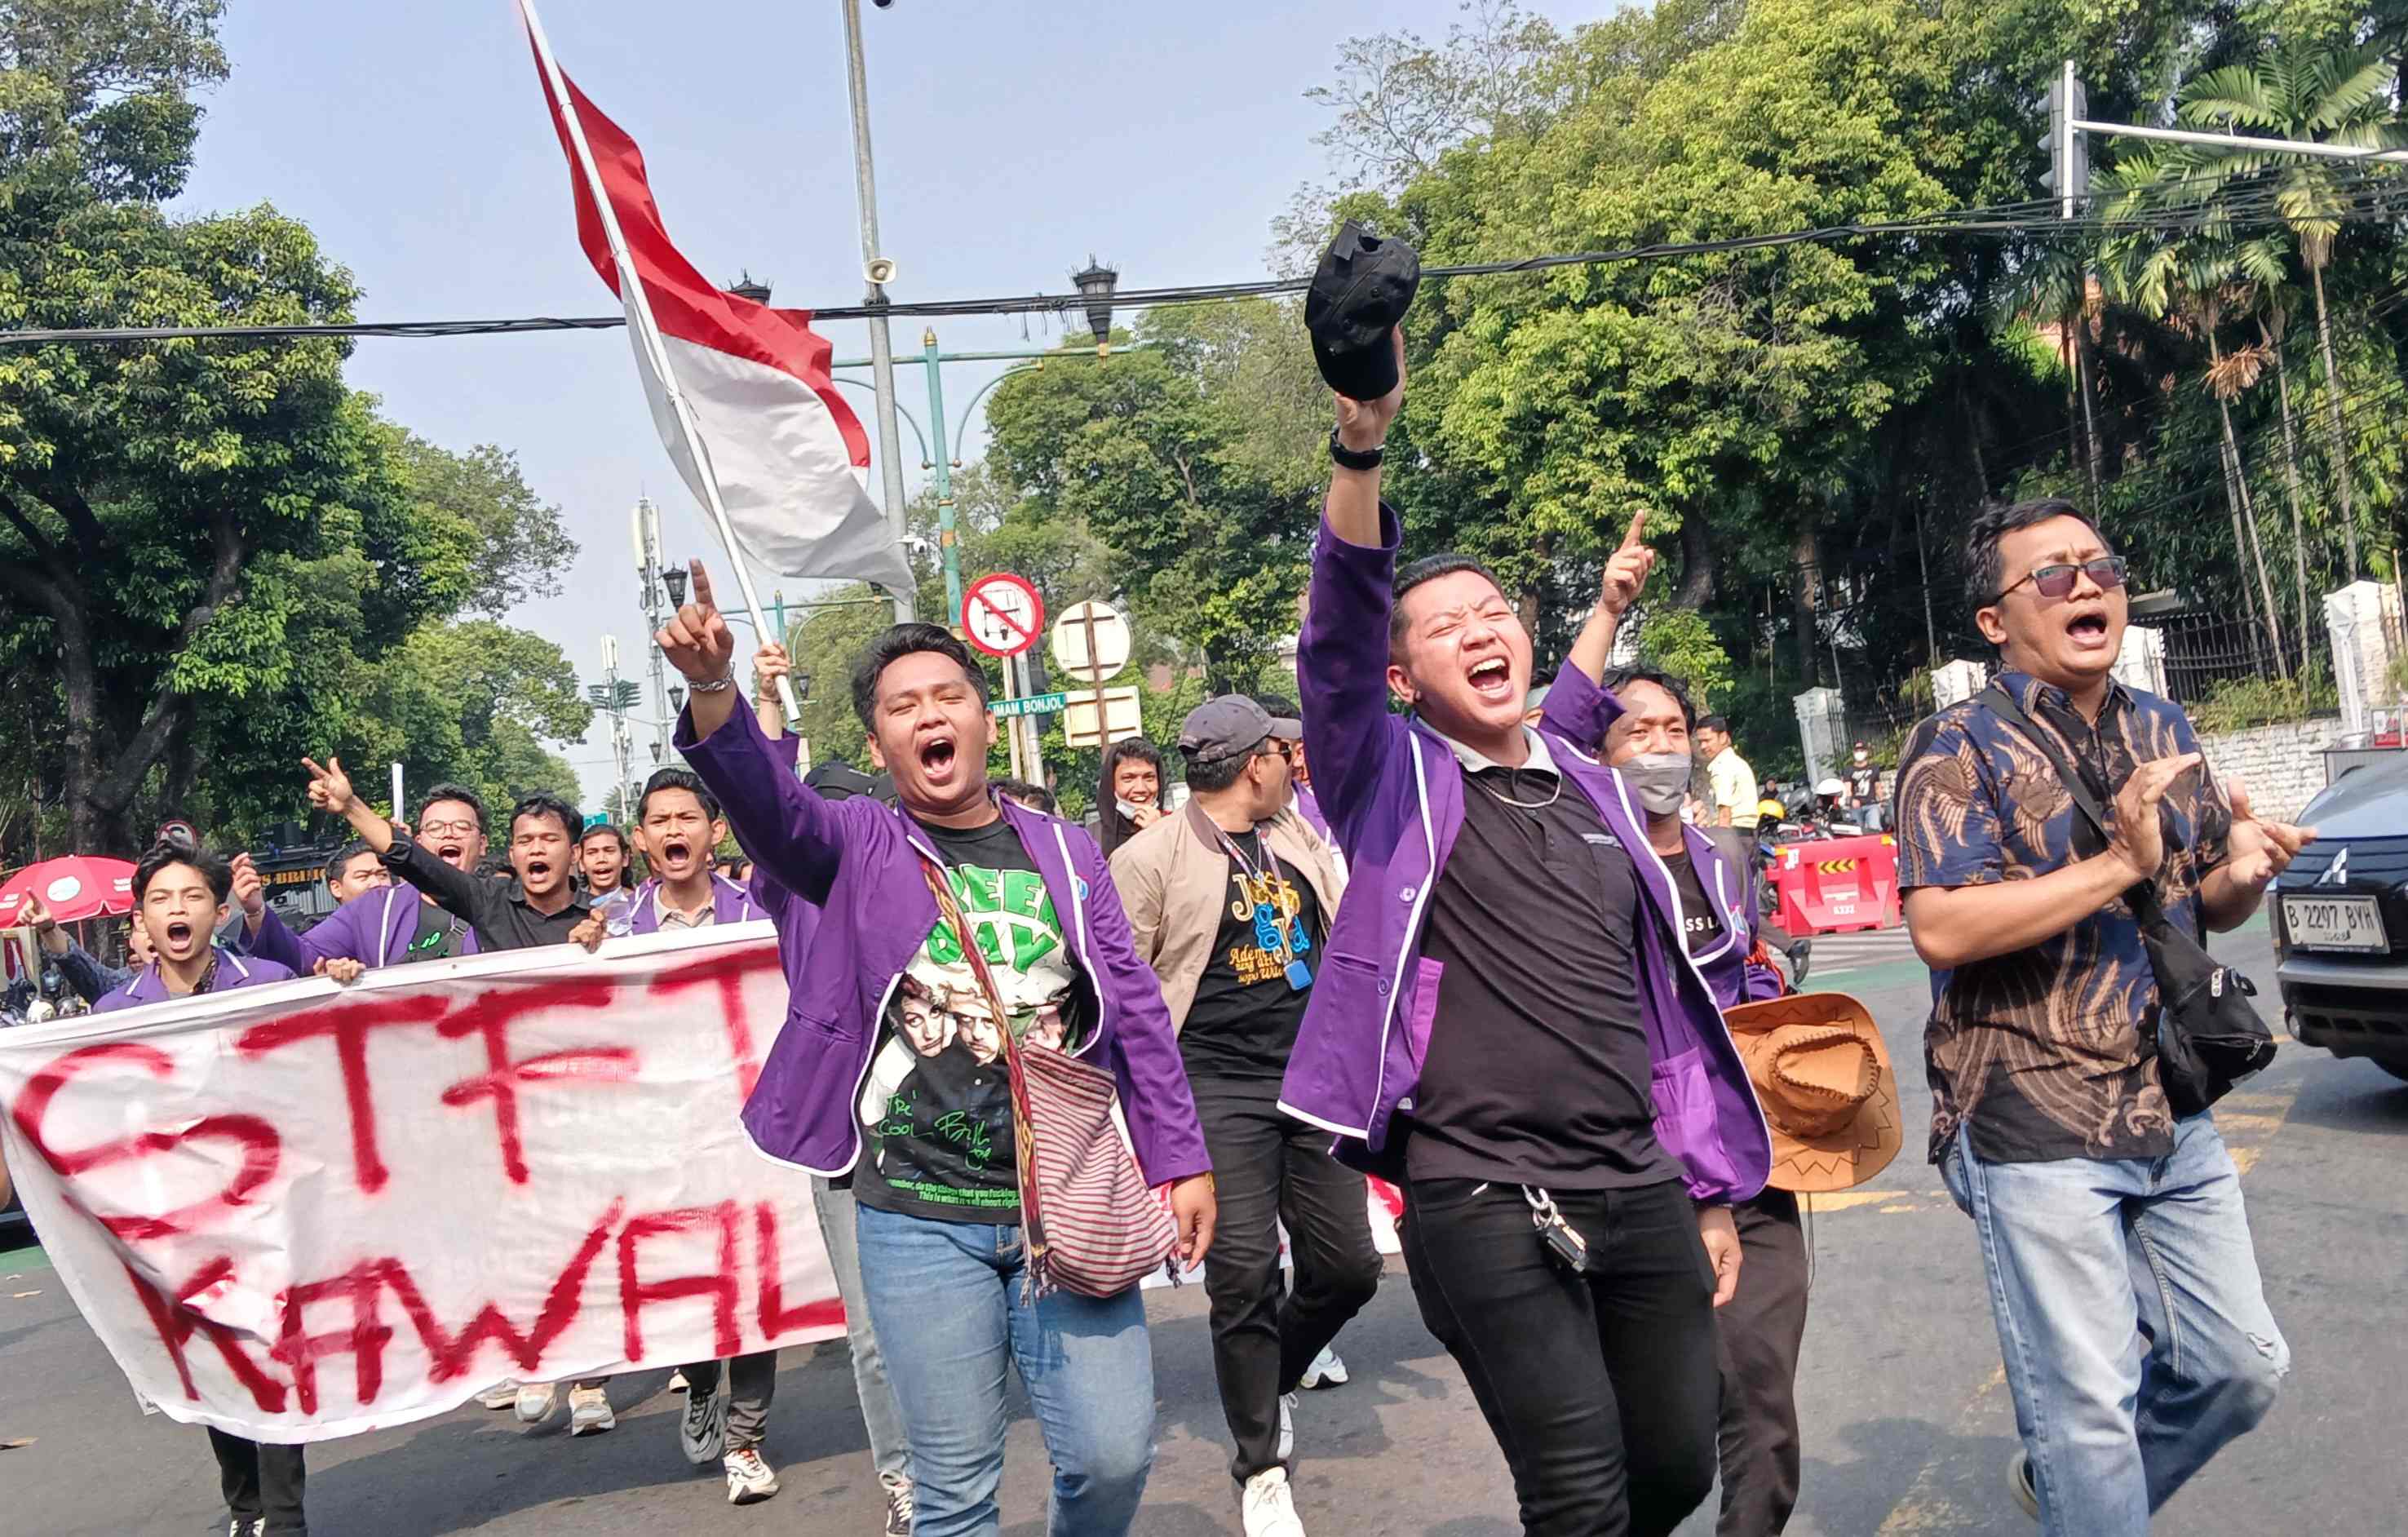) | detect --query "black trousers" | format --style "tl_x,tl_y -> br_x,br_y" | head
1402,1176 -> 1720,1537
1192,1074 -> 1383,1482
209,1428 -> 308,1535
683,1350 -> 779,1448
1715,1189 -> 1809,1537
